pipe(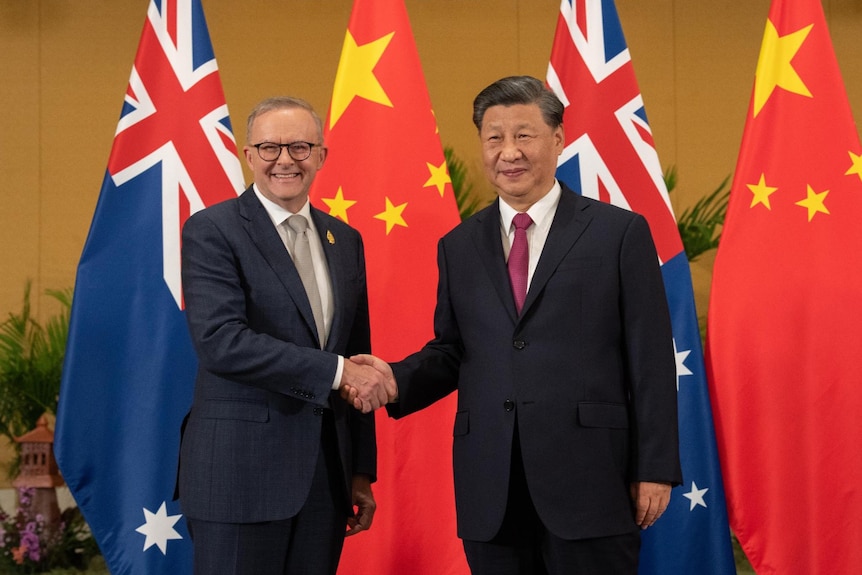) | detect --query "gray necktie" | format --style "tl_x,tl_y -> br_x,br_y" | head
287,215 -> 326,348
